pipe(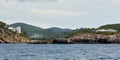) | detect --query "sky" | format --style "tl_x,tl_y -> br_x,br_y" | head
0,0 -> 120,29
